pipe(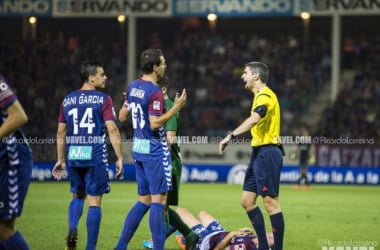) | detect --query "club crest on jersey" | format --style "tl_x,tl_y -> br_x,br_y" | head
153,100 -> 161,110
0,81 -> 9,91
